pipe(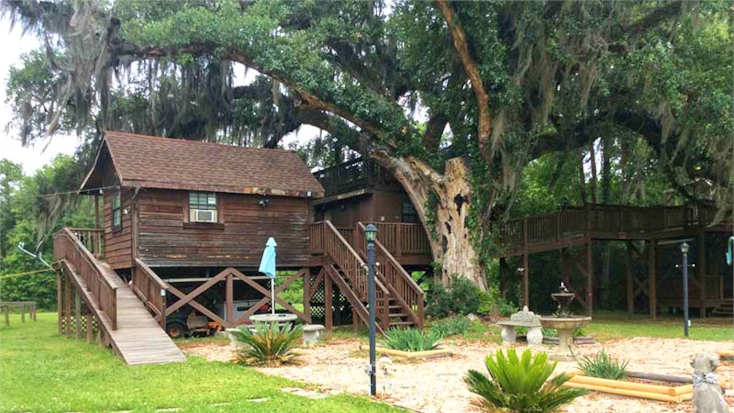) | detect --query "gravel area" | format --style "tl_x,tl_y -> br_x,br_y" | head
181,335 -> 734,413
